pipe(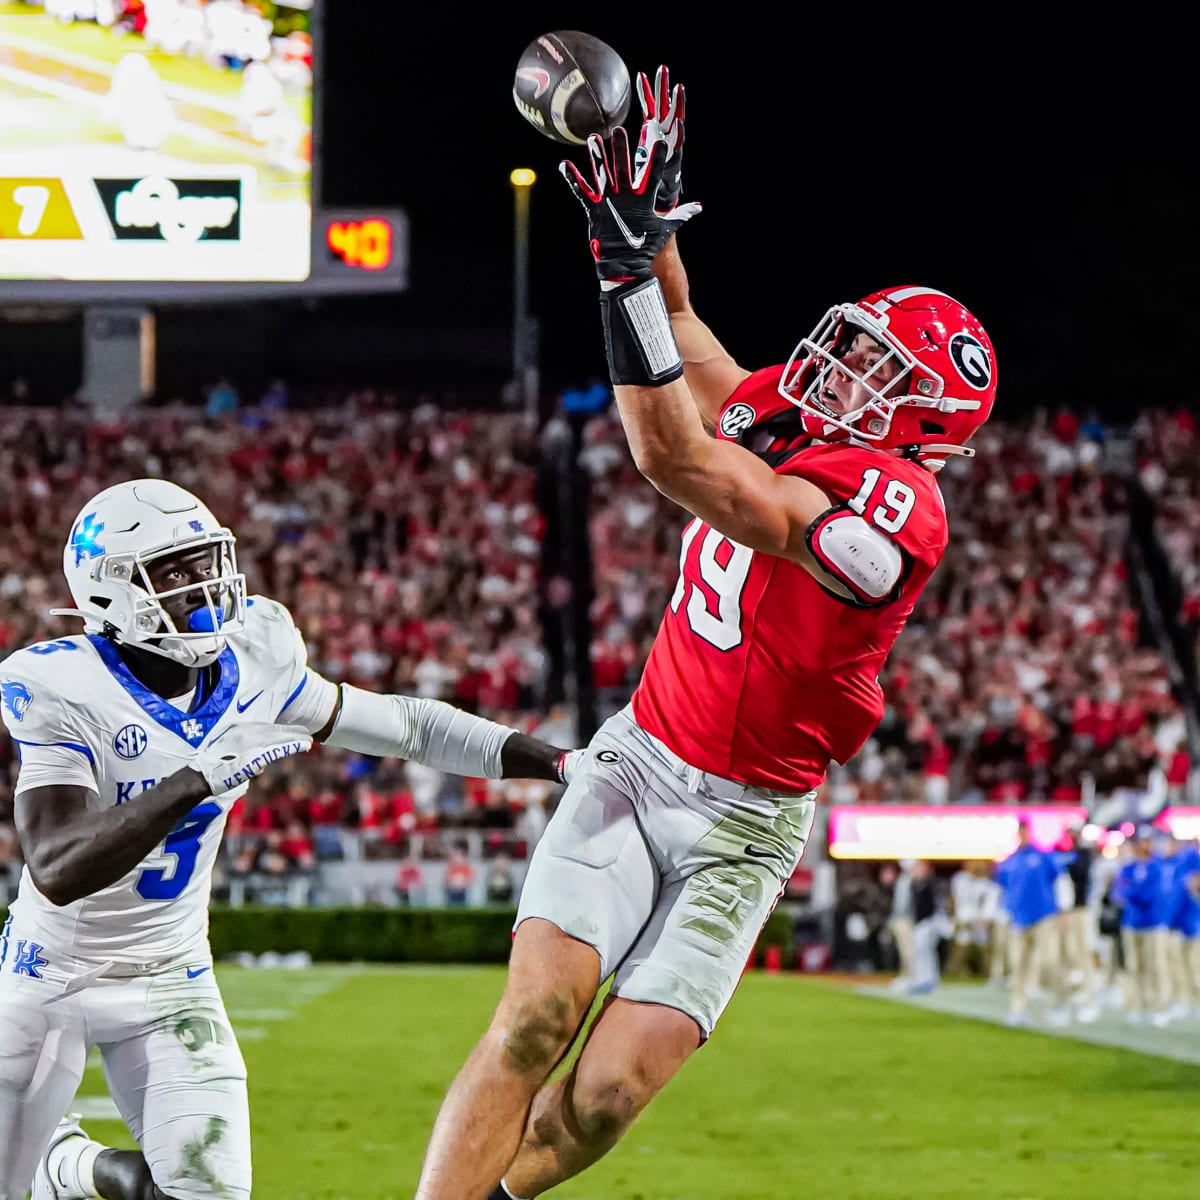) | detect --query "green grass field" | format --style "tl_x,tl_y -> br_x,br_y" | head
75,966 -> 1200,1200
